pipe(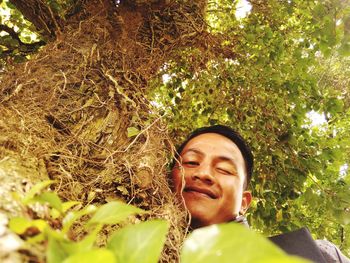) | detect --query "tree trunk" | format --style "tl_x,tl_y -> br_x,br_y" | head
0,0 -> 213,261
